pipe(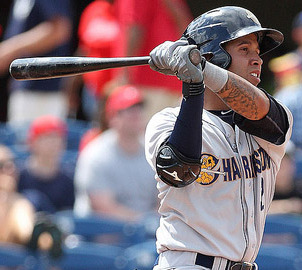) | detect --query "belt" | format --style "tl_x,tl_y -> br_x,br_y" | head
154,253 -> 257,270
195,253 -> 257,270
